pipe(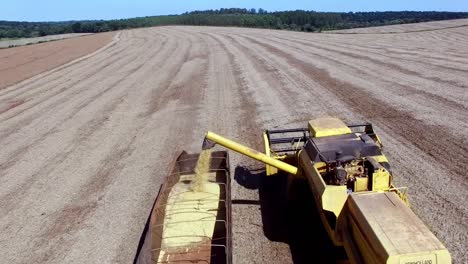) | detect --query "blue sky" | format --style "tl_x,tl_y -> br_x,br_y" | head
3,0 -> 468,22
